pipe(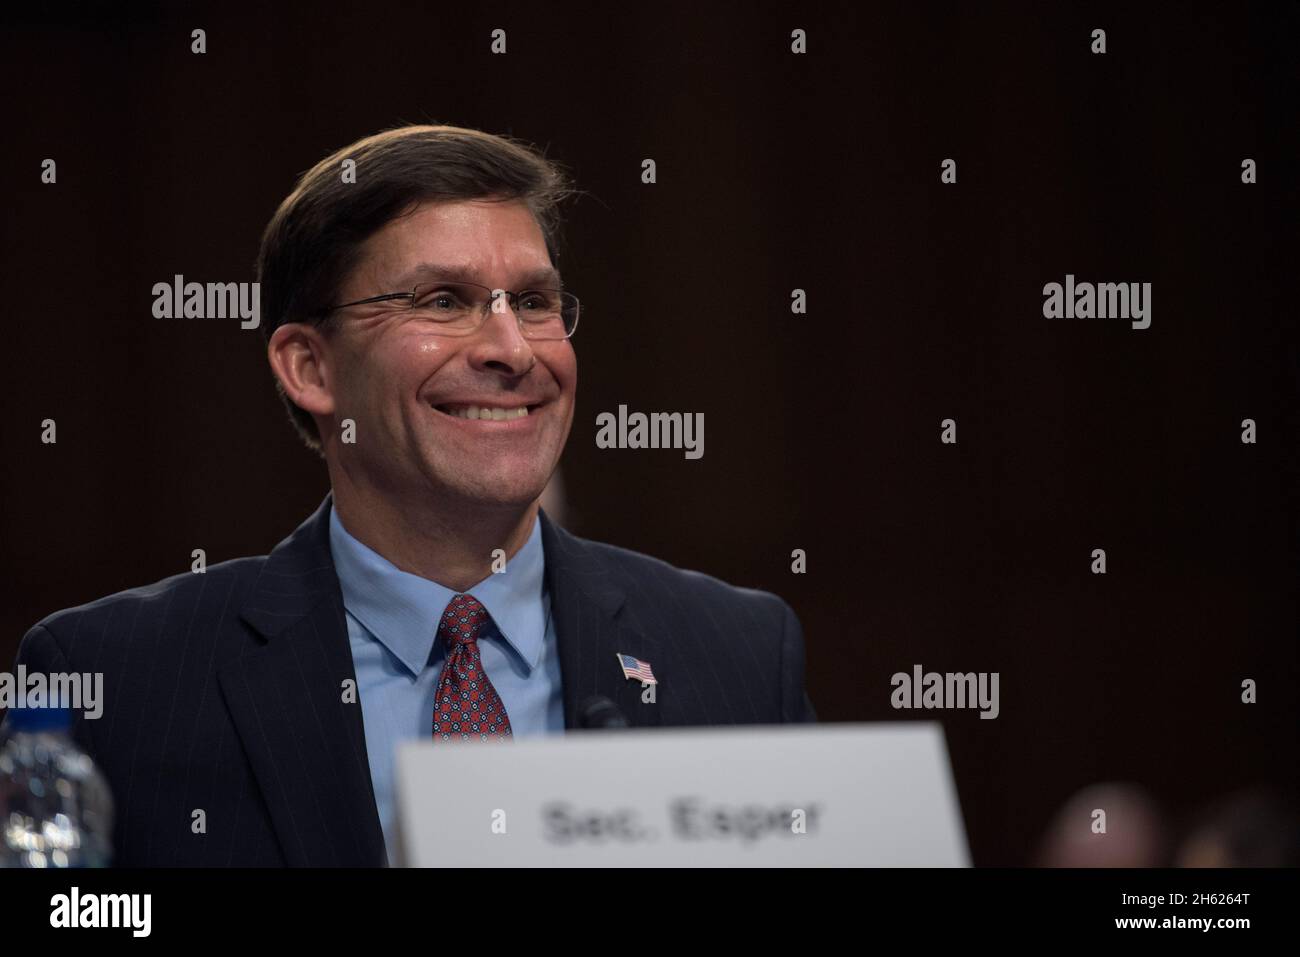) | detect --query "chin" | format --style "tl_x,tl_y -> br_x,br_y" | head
429,470 -> 548,511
